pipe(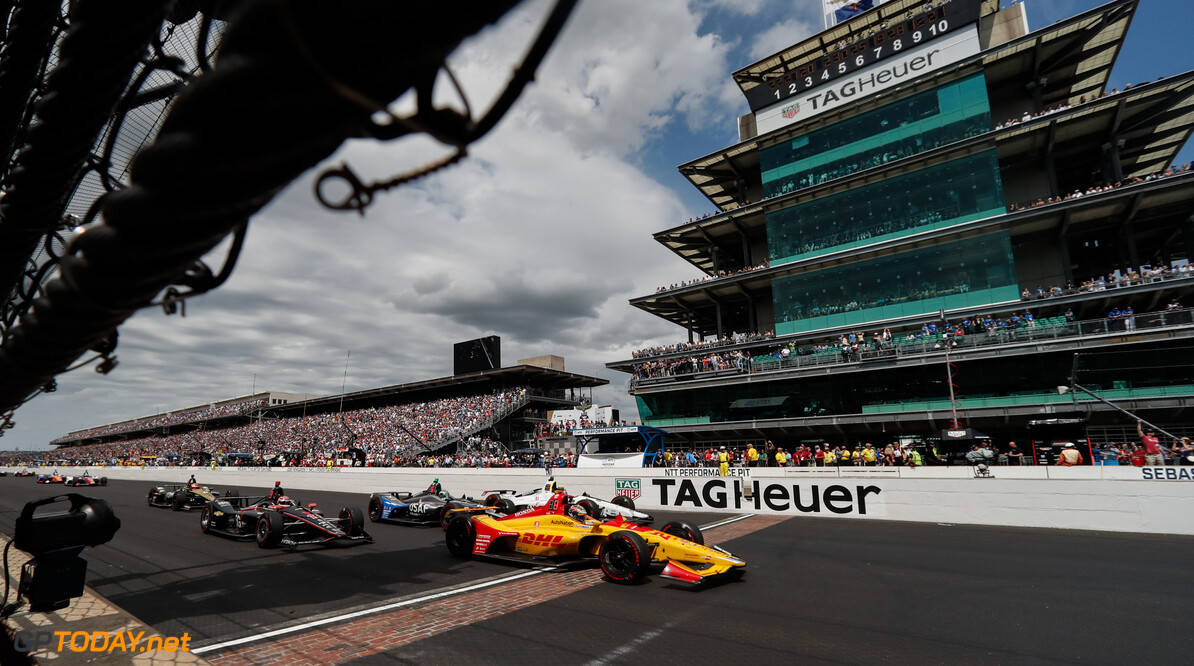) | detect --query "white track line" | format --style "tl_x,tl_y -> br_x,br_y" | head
699,514 -> 754,530
191,567 -> 550,654
192,513 -> 759,655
